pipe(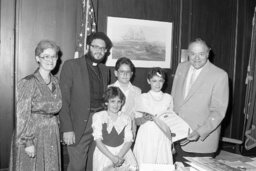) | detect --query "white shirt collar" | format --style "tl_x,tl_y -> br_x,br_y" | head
113,81 -> 132,94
